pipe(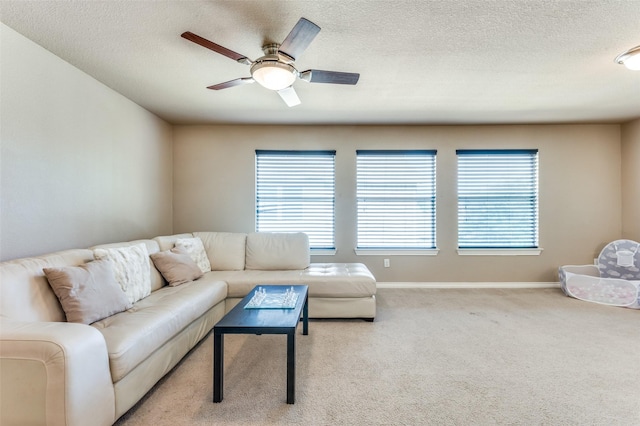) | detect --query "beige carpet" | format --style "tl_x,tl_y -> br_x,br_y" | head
115,288 -> 640,425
